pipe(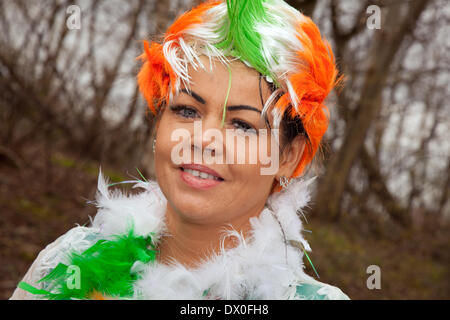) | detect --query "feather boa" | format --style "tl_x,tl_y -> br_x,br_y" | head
89,171 -> 314,299
21,171 -> 349,300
